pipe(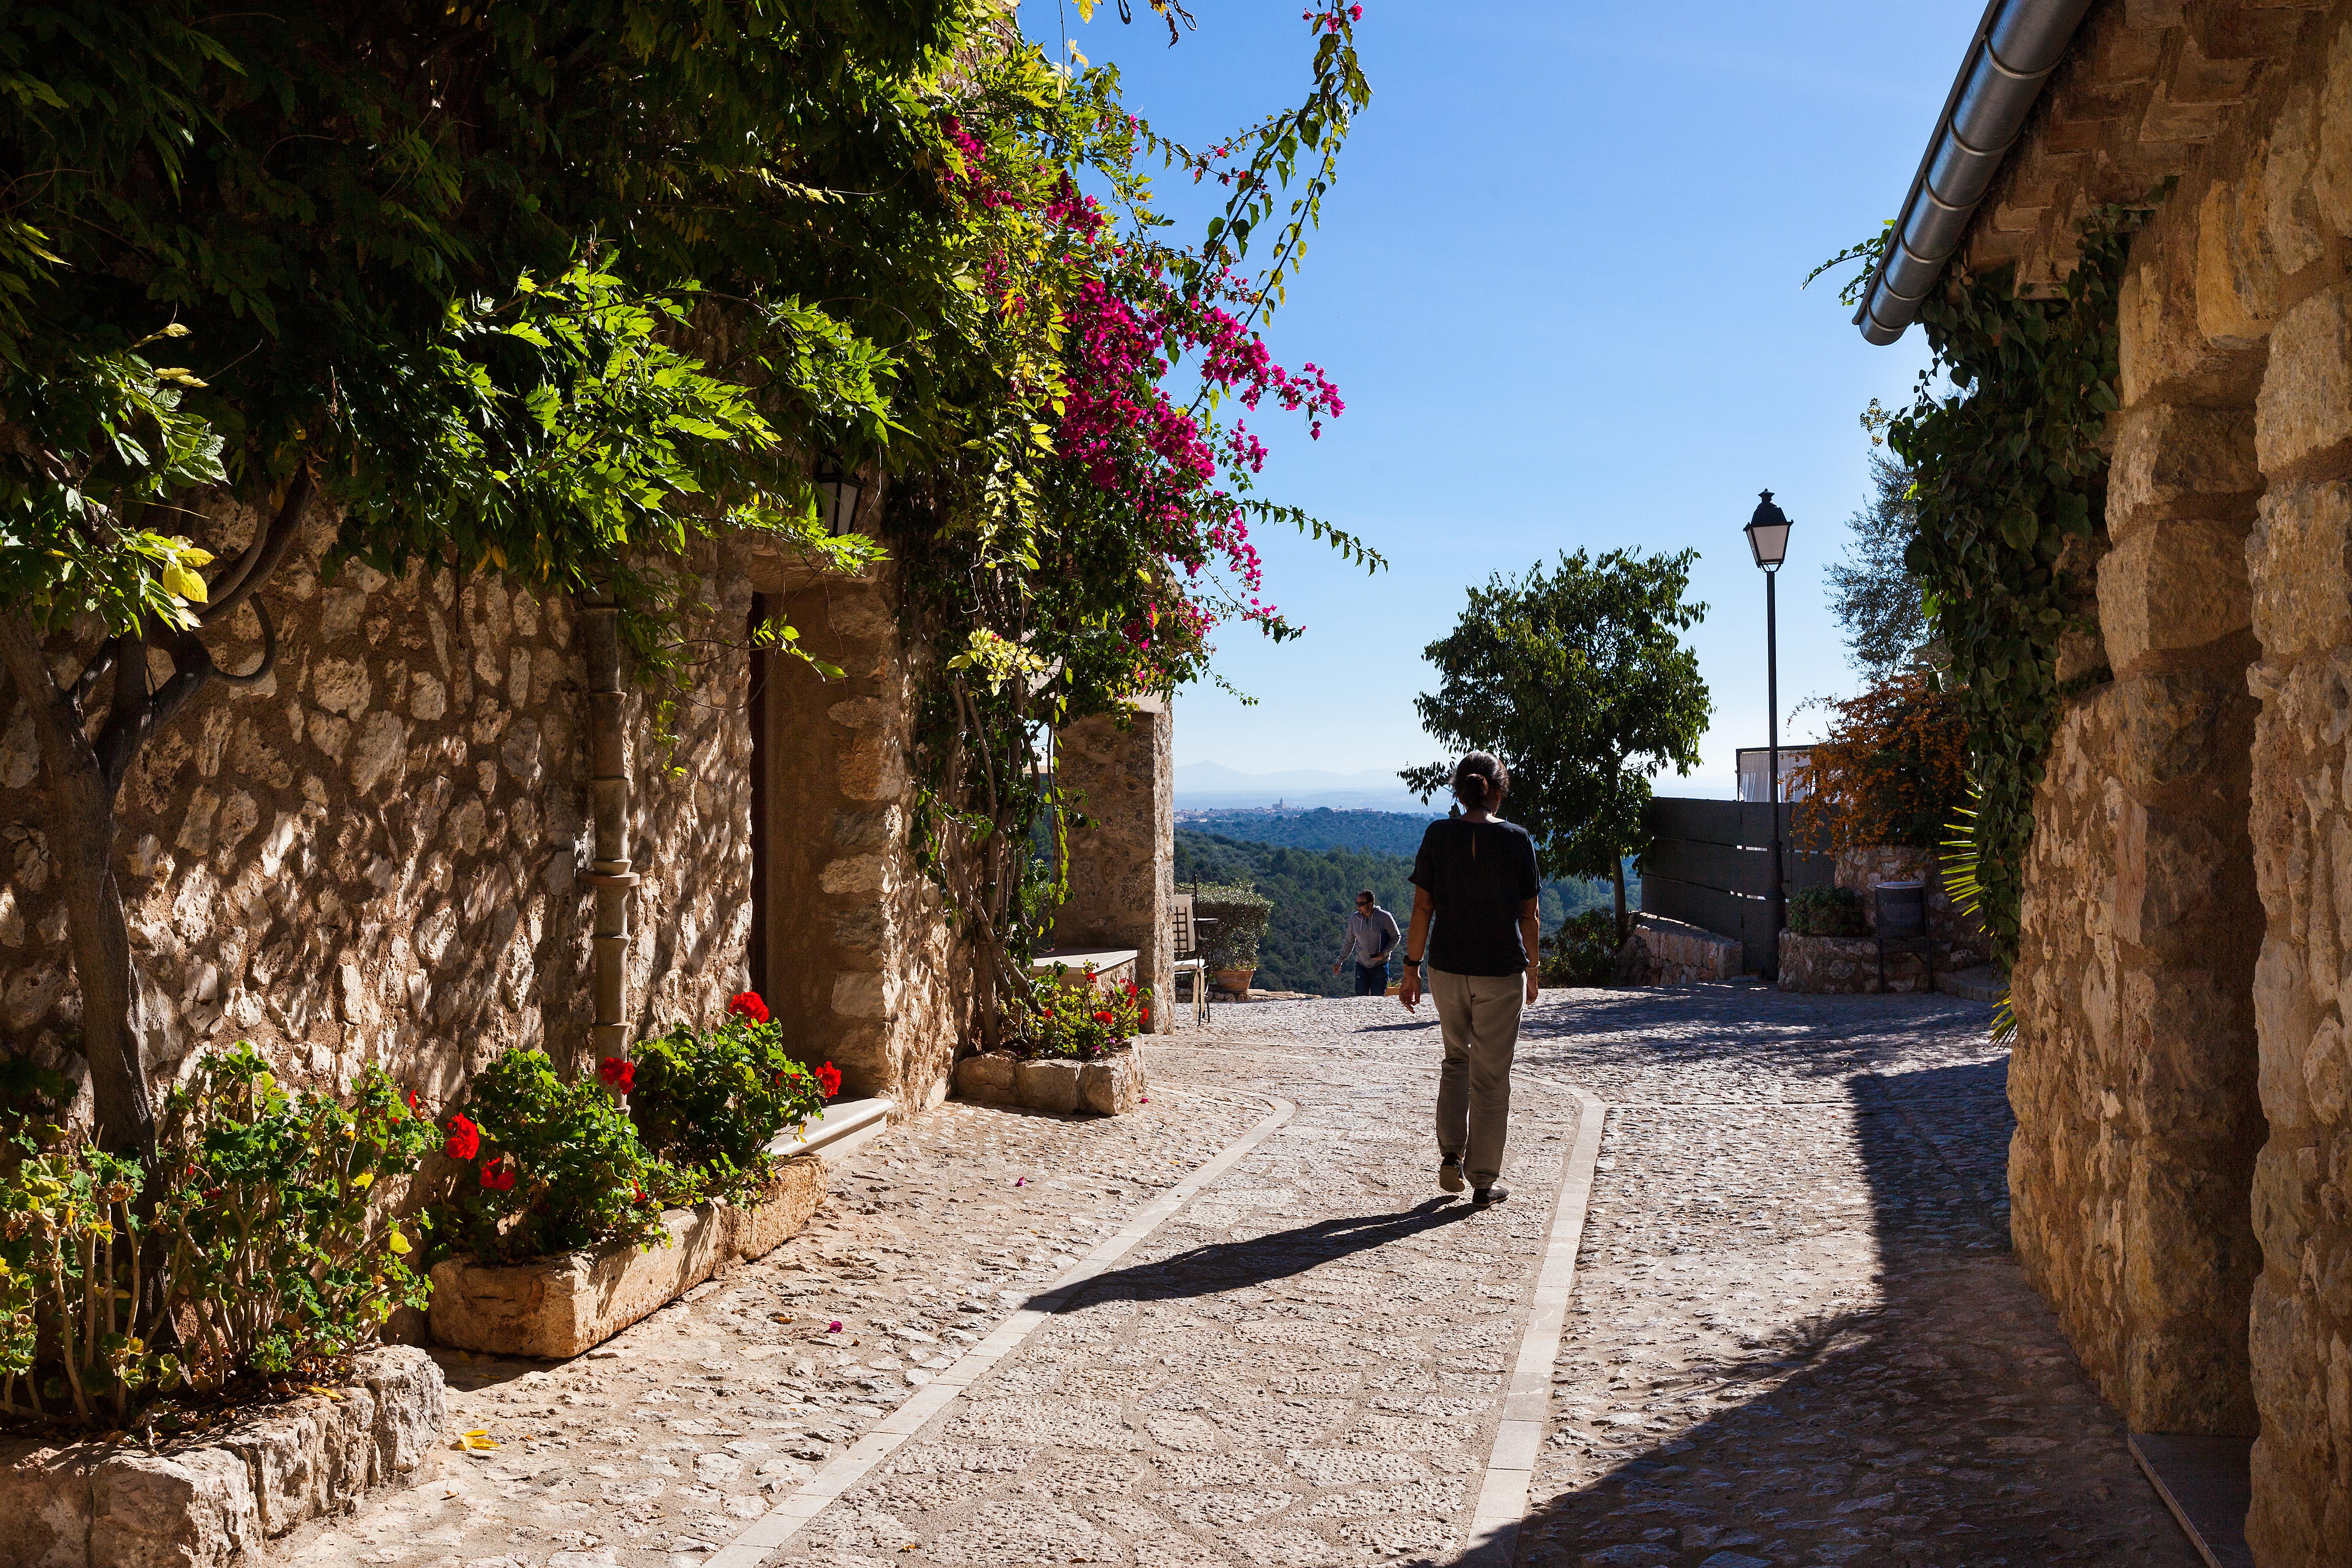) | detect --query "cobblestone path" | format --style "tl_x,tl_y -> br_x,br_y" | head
281,988 -> 2200,1568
